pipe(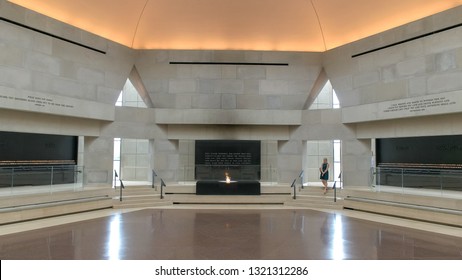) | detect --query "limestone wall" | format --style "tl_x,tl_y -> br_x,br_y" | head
135,50 -> 323,110
324,6 -> 462,117
0,0 -> 134,185
0,0 -> 135,106
1,0 -> 462,187
320,6 -> 462,186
